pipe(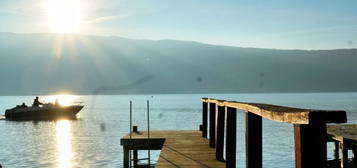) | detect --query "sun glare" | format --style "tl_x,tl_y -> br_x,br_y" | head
48,0 -> 81,33
44,94 -> 78,106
